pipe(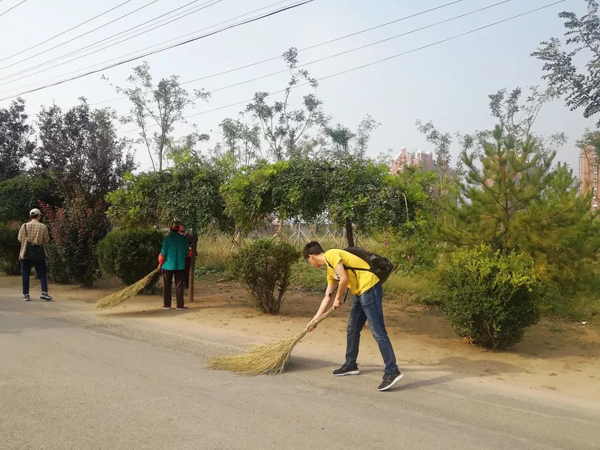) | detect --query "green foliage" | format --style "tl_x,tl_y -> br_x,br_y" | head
440,246 -> 540,349
441,126 -> 600,286
41,196 -> 110,286
107,158 -> 229,234
97,228 -> 163,285
0,174 -> 60,223
115,62 -> 206,172
290,261 -> 325,292
533,1 -> 600,127
0,225 -> 20,275
221,158 -> 328,232
33,100 -> 134,204
516,163 -> 600,285
232,239 -> 301,314
388,221 -> 440,274
0,98 -> 36,182
45,243 -> 74,284
106,171 -> 170,228
243,48 -> 325,161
